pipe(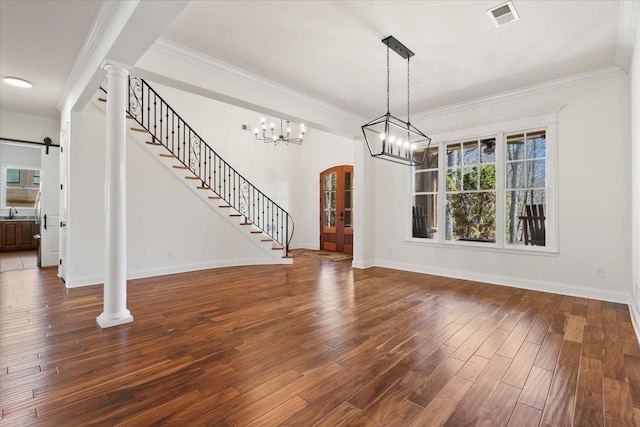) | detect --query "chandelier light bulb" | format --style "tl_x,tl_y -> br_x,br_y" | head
379,133 -> 386,140
254,128 -> 259,135
403,141 -> 410,148
287,127 -> 291,133
389,136 -> 396,143
396,138 -> 402,146
273,135 -> 278,141
260,117 -> 265,123
410,143 -> 417,150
